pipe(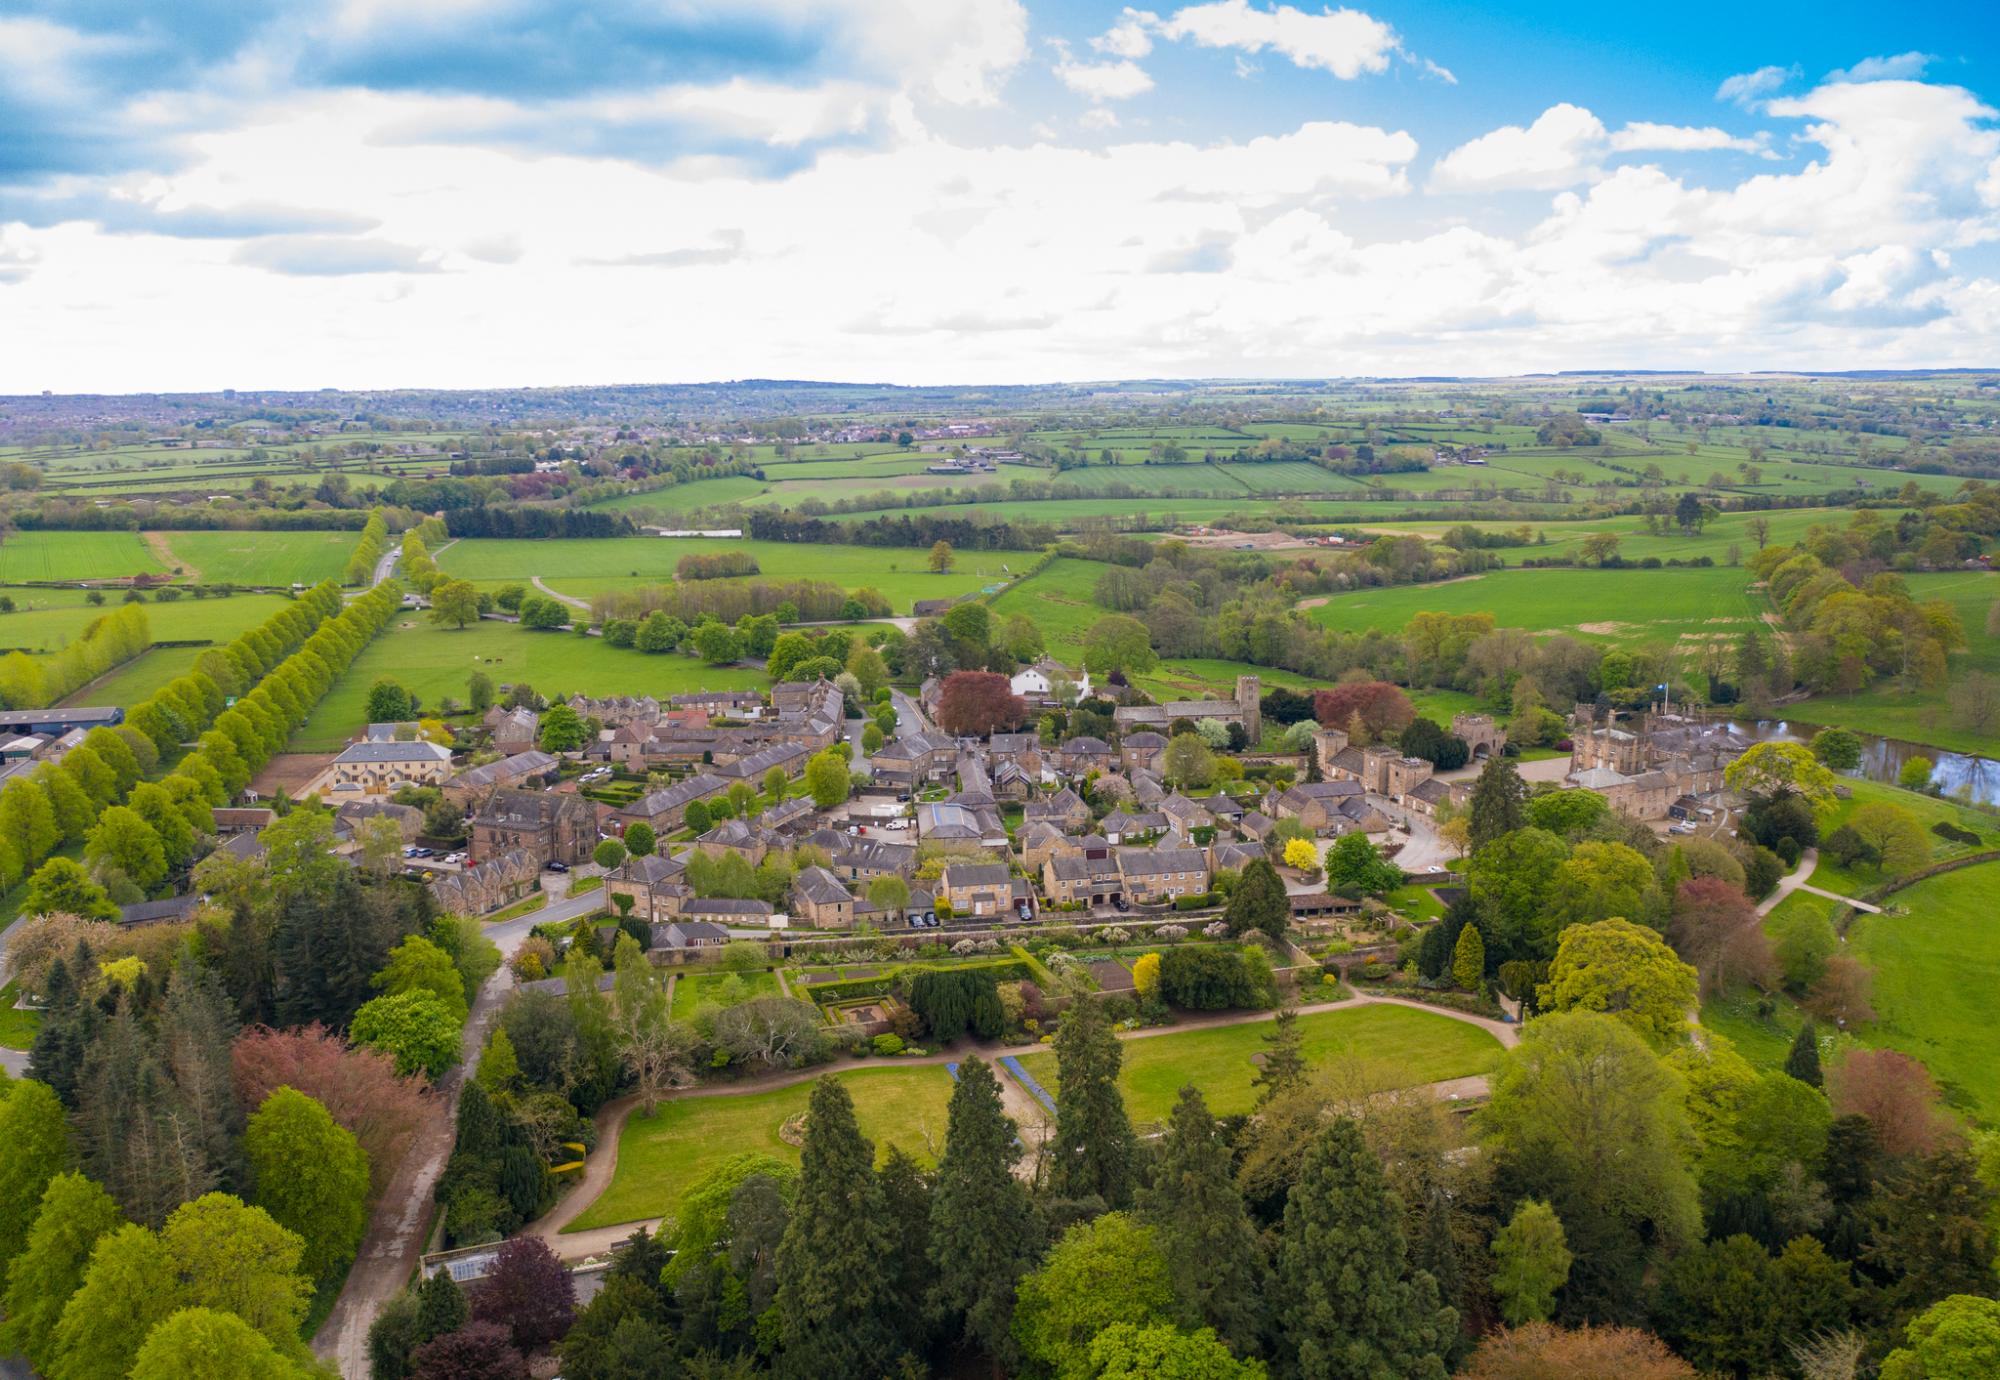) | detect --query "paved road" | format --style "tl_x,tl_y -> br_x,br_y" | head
1755,847 -> 1822,916
313,878 -> 608,1376
531,576 -> 590,611
890,688 -> 931,736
